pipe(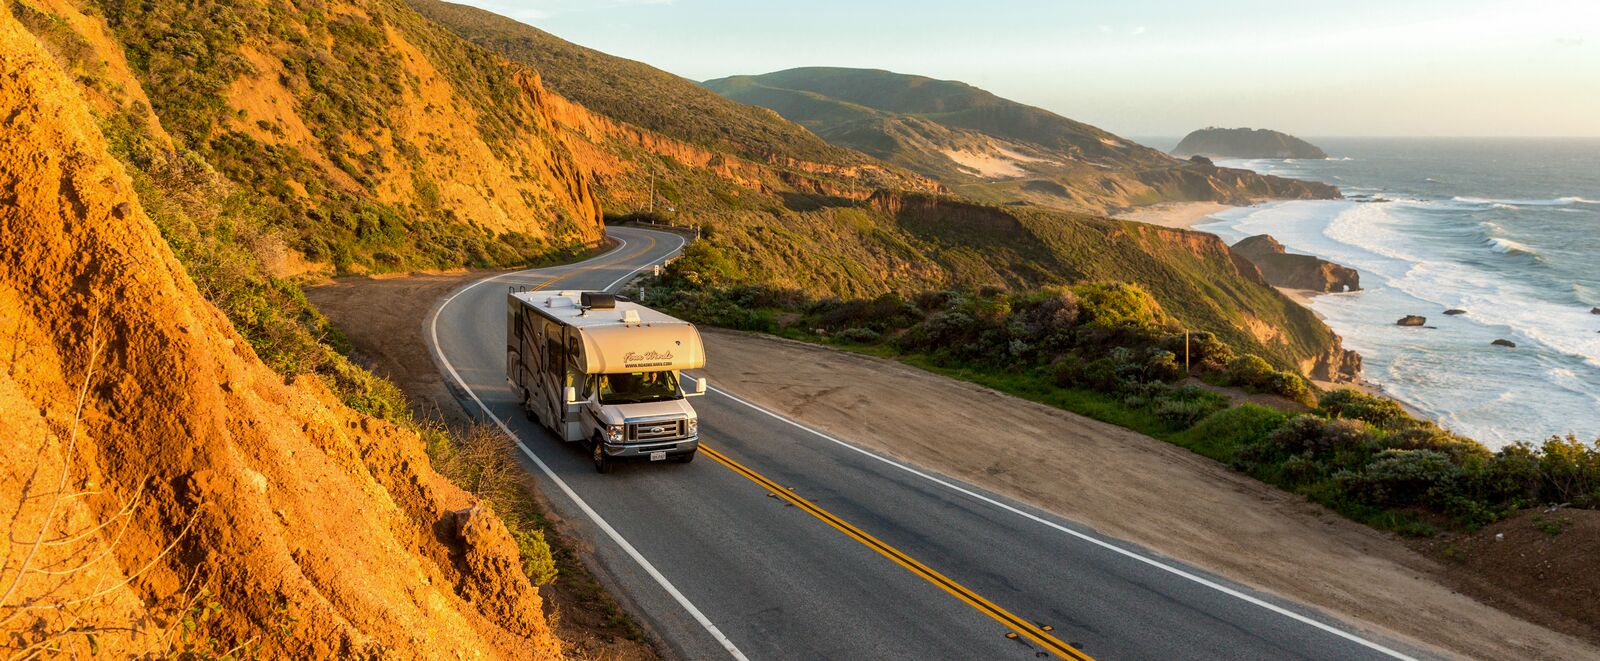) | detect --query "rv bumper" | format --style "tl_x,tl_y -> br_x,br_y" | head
601,436 -> 699,459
